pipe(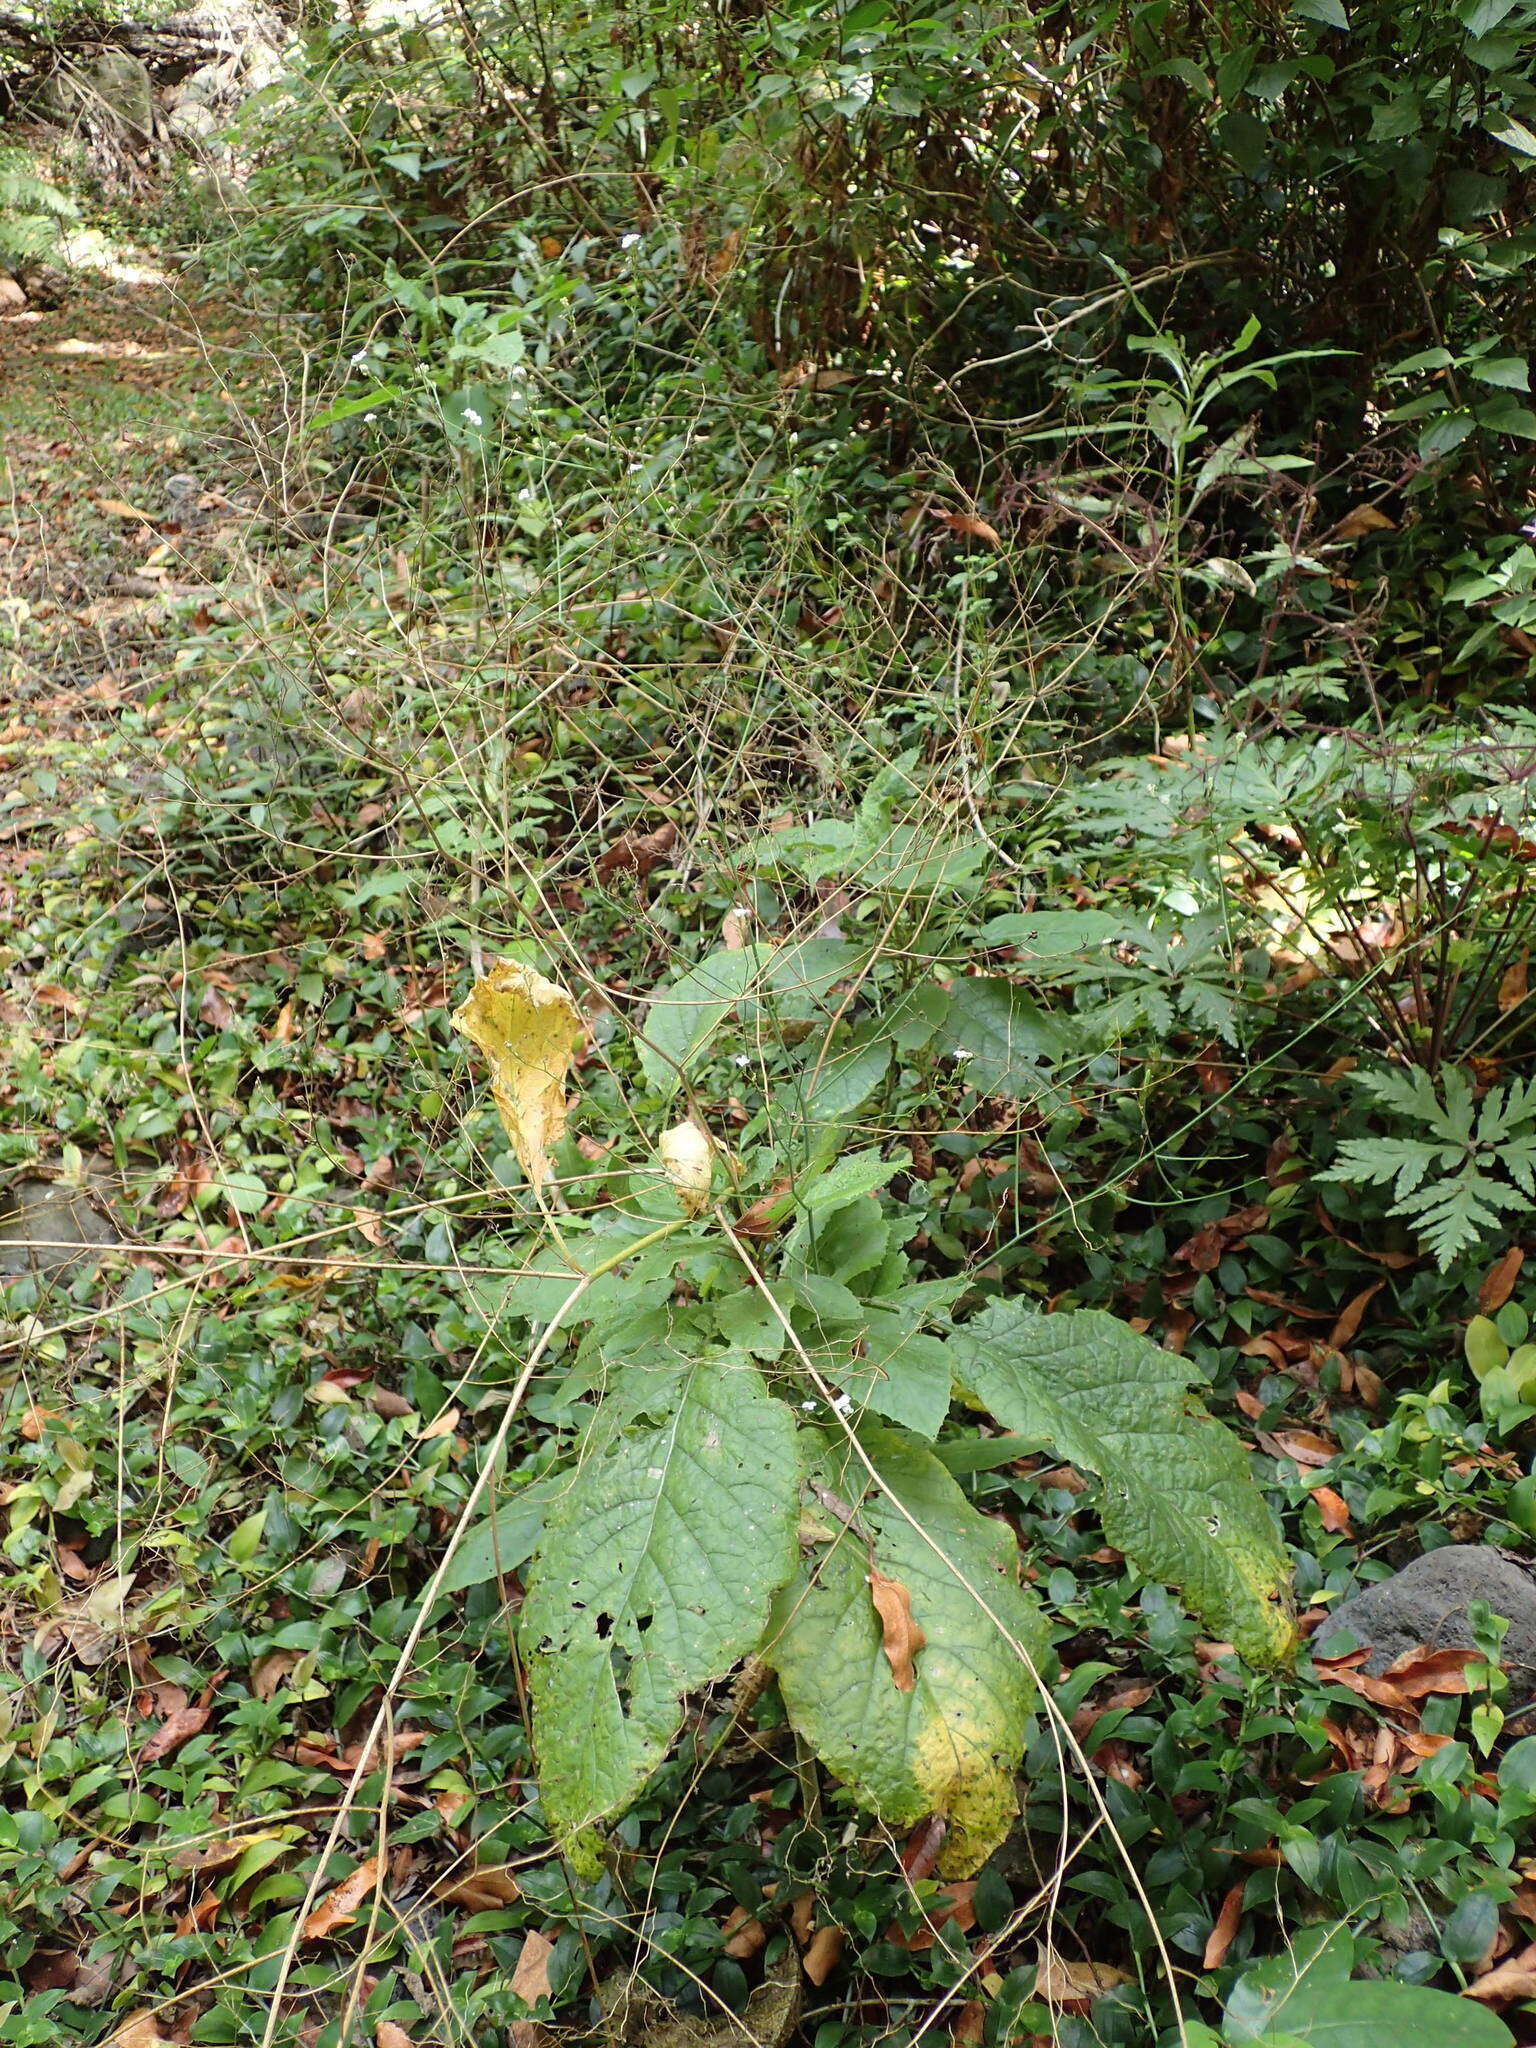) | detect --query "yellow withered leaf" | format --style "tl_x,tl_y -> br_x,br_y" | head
451,962 -> 583,1190
658,1117 -> 715,1215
